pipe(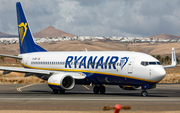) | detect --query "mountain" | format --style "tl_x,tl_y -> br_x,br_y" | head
0,31 -> 18,38
33,26 -> 77,38
148,34 -> 180,39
